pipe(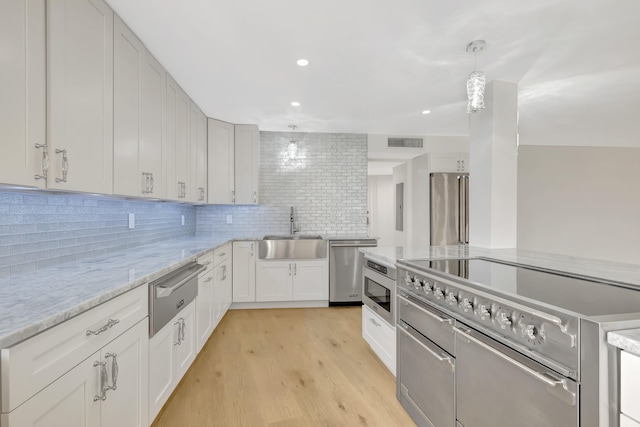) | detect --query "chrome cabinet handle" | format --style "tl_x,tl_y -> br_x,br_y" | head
104,352 -> 118,392
55,149 -> 68,183
93,360 -> 108,401
142,172 -> 150,194
149,173 -> 154,193
174,320 -> 182,345
86,319 -> 120,336
253,191 -> 257,203
461,160 -> 465,170
34,143 -> 49,181
179,318 -> 185,343
231,190 -> 235,203
369,318 -> 381,327
289,263 -> 292,276
250,243 -> 254,257
294,263 -> 297,276
204,276 -> 213,283
198,187 -> 204,201
222,265 -> 227,281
